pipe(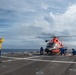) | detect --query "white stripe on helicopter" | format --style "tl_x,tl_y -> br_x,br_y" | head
2,55 -> 76,64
